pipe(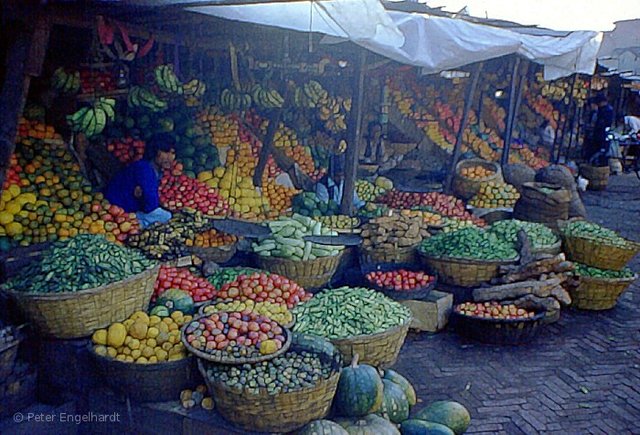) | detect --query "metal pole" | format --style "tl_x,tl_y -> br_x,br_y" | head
445,62 -> 484,193
501,57 -> 521,167
340,50 -> 367,216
